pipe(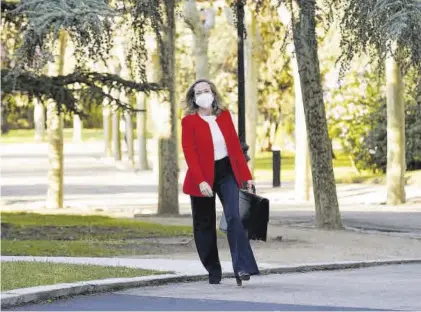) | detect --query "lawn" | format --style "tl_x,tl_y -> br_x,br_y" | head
0,128 -> 104,143
2,128 -> 414,185
253,151 -> 383,184
1,212 -> 193,257
1,261 -> 165,291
